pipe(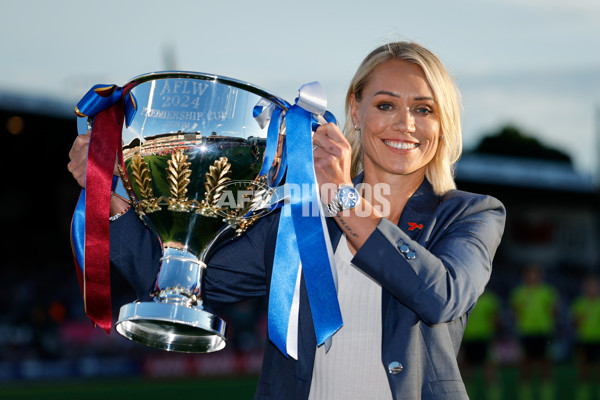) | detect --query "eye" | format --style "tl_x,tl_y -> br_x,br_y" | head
376,103 -> 394,111
413,106 -> 434,116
